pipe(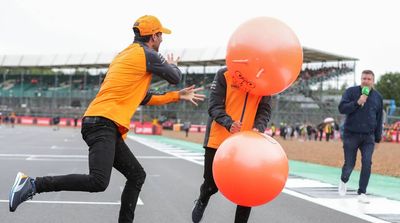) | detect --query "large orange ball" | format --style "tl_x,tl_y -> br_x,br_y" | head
226,17 -> 303,96
213,131 -> 289,207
